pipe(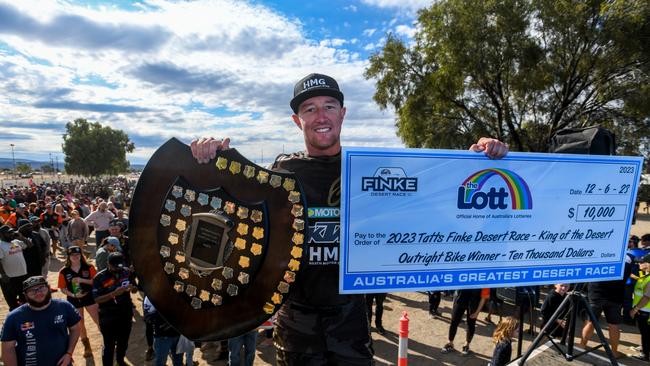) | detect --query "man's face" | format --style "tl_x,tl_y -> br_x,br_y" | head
643,239 -> 650,248
641,262 -> 650,273
25,285 -> 51,308
109,226 -> 121,236
292,96 -> 345,156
